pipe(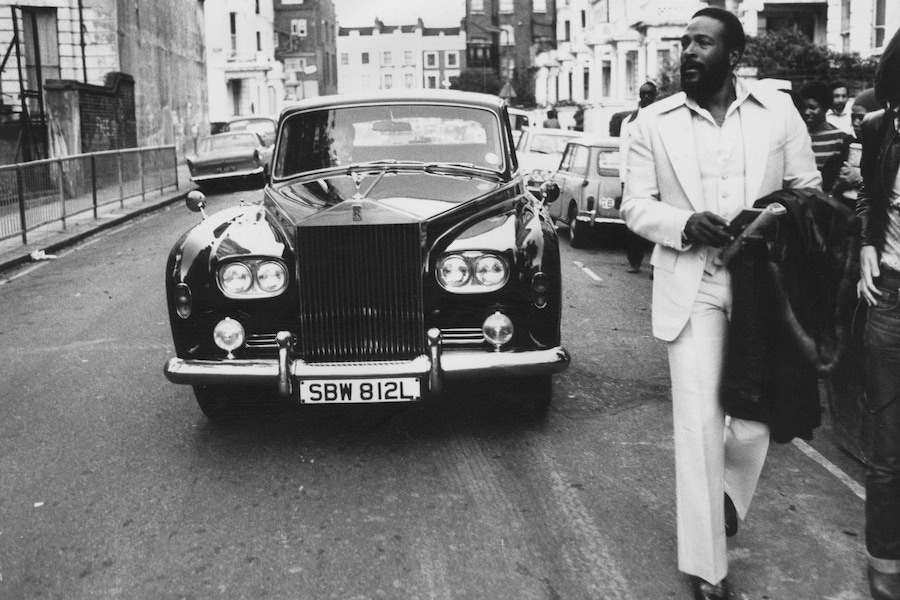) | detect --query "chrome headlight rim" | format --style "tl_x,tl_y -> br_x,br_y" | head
219,262 -> 253,295
256,260 -> 288,294
216,258 -> 289,299
436,252 -> 509,294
